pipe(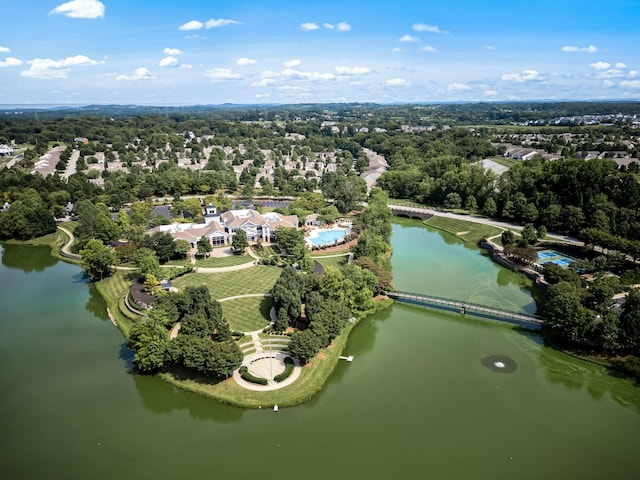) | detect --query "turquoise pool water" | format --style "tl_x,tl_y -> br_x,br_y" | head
309,228 -> 348,246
